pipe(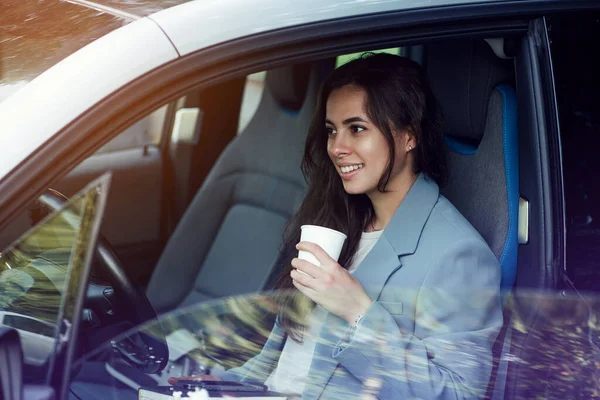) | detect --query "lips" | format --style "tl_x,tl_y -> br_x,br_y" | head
338,163 -> 364,180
